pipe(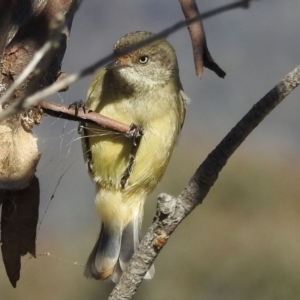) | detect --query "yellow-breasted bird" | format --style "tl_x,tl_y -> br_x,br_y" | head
81,31 -> 187,282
